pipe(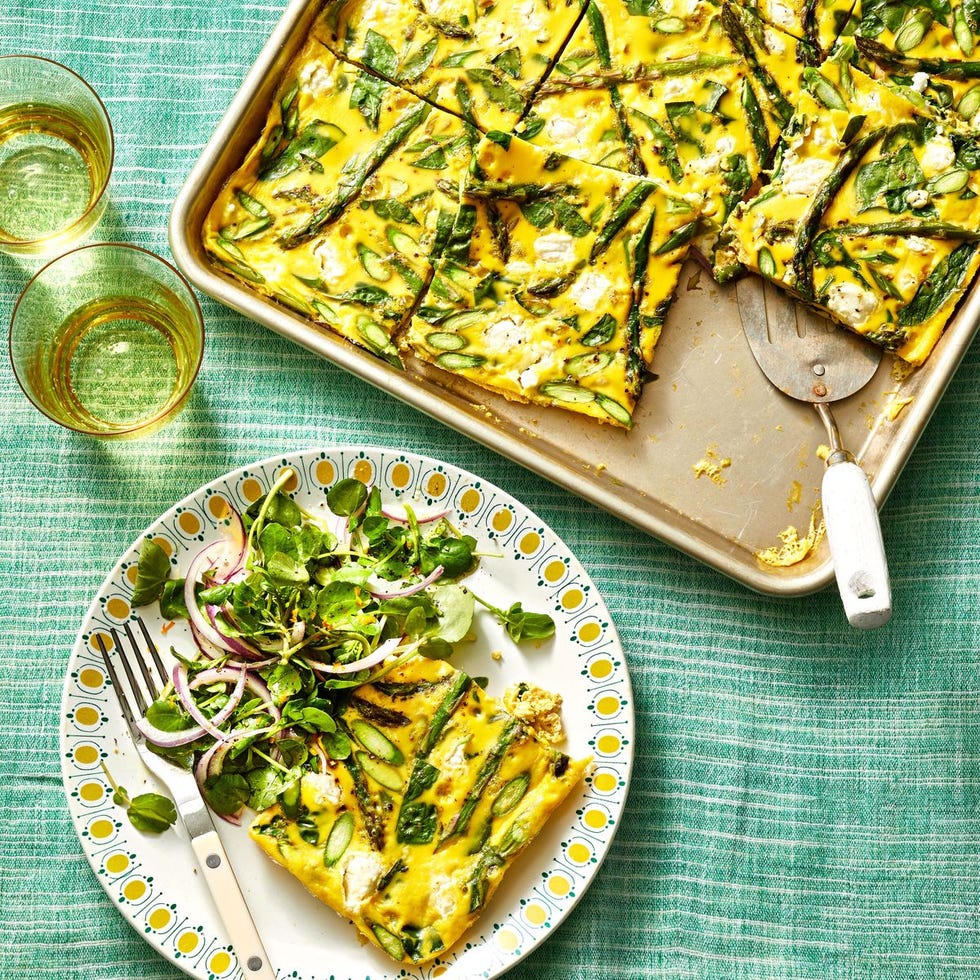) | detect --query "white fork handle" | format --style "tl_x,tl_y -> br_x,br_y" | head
190,830 -> 277,979
821,460 -> 892,629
